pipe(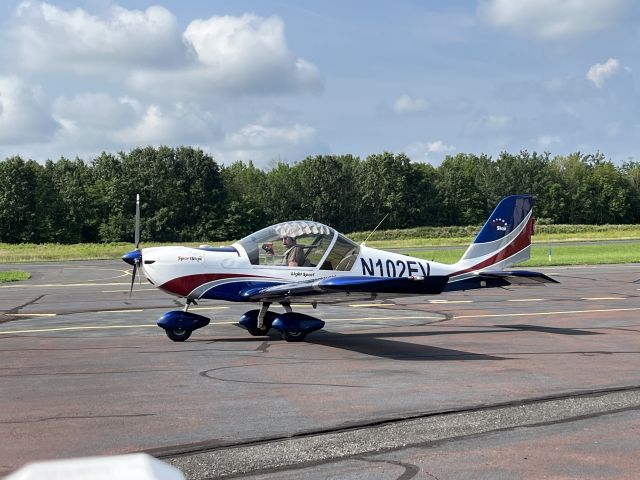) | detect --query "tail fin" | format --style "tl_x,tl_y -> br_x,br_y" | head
456,195 -> 534,271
